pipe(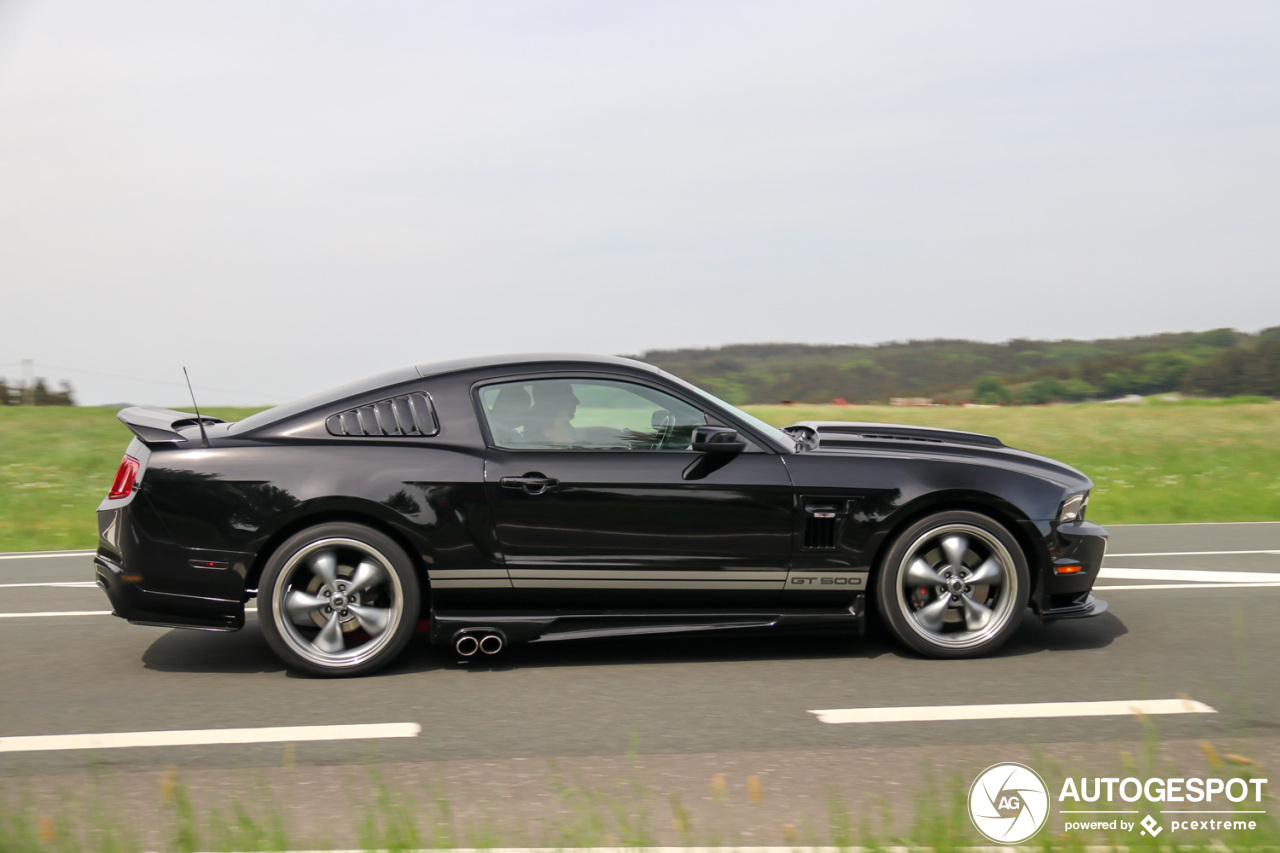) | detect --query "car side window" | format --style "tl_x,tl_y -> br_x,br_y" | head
479,379 -> 708,450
